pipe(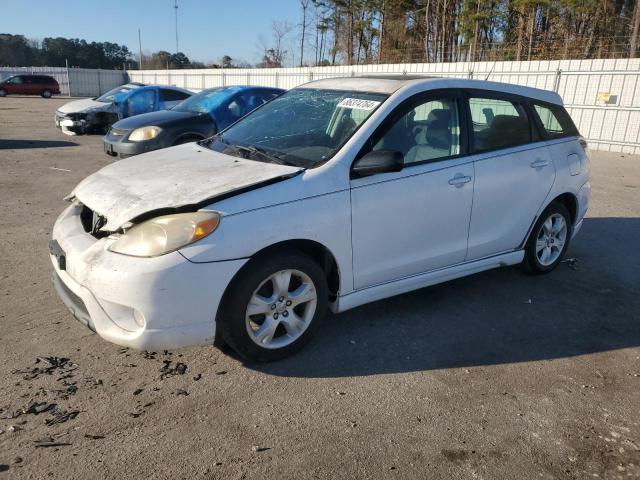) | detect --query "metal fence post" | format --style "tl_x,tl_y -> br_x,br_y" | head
275,71 -> 279,88
468,69 -> 474,79
97,69 -> 102,95
202,73 -> 205,90
553,68 -> 562,92
247,71 -> 250,85
65,59 -> 71,97
222,71 -> 226,87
